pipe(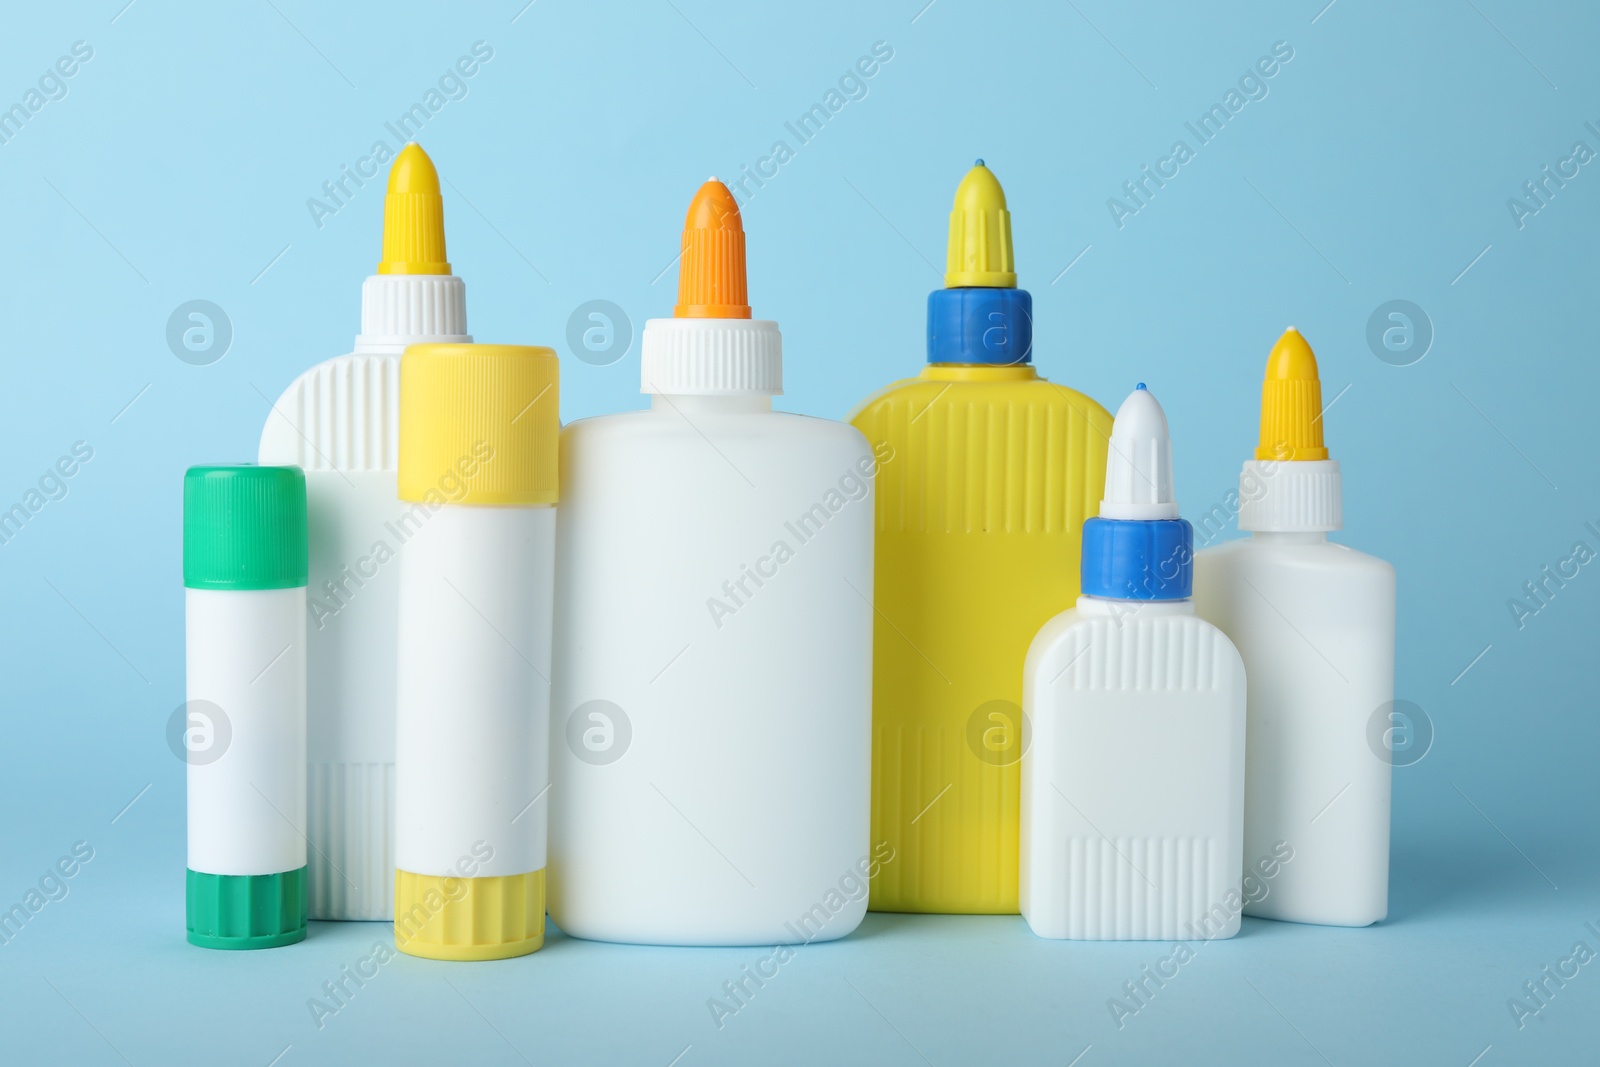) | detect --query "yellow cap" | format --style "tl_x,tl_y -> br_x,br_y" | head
378,143 -> 451,275
394,869 -> 544,962
945,160 -> 1017,288
1256,327 -> 1329,461
398,344 -> 559,505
